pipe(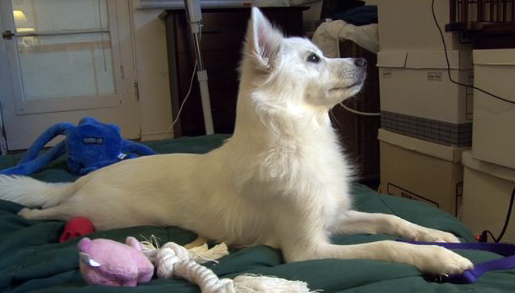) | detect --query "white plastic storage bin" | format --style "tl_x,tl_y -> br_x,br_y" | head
472,49 -> 515,170
461,150 -> 515,244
